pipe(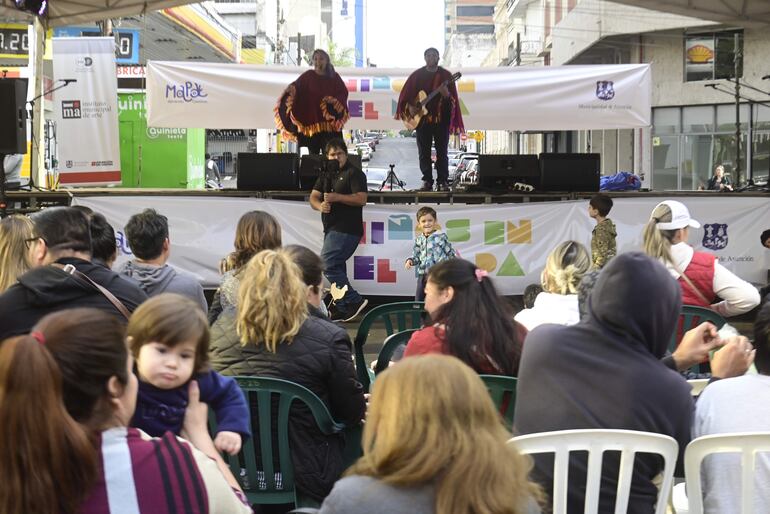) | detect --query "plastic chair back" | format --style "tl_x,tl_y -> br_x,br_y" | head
209,376 -> 346,508
480,374 -> 517,430
684,432 -> 770,514
510,429 -> 678,514
373,329 -> 418,375
669,305 -> 726,374
353,301 -> 424,391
